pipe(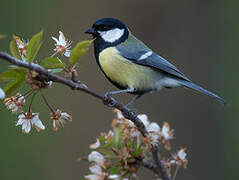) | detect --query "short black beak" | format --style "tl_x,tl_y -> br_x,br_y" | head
84,28 -> 95,35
